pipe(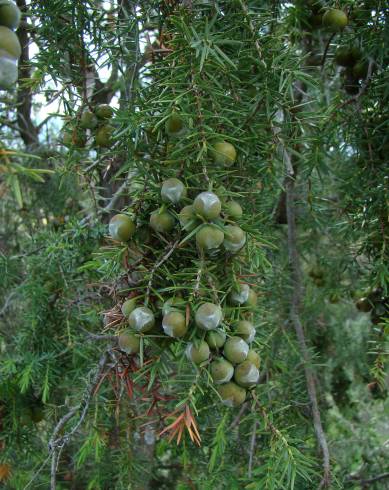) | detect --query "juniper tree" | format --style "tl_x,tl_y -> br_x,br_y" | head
0,1 -> 388,489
